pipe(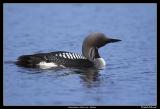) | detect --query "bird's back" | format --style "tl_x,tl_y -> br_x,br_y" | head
16,51 -> 94,68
